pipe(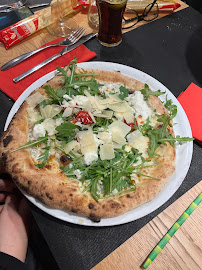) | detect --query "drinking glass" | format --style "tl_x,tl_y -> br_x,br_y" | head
47,0 -> 78,37
96,0 -> 127,47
